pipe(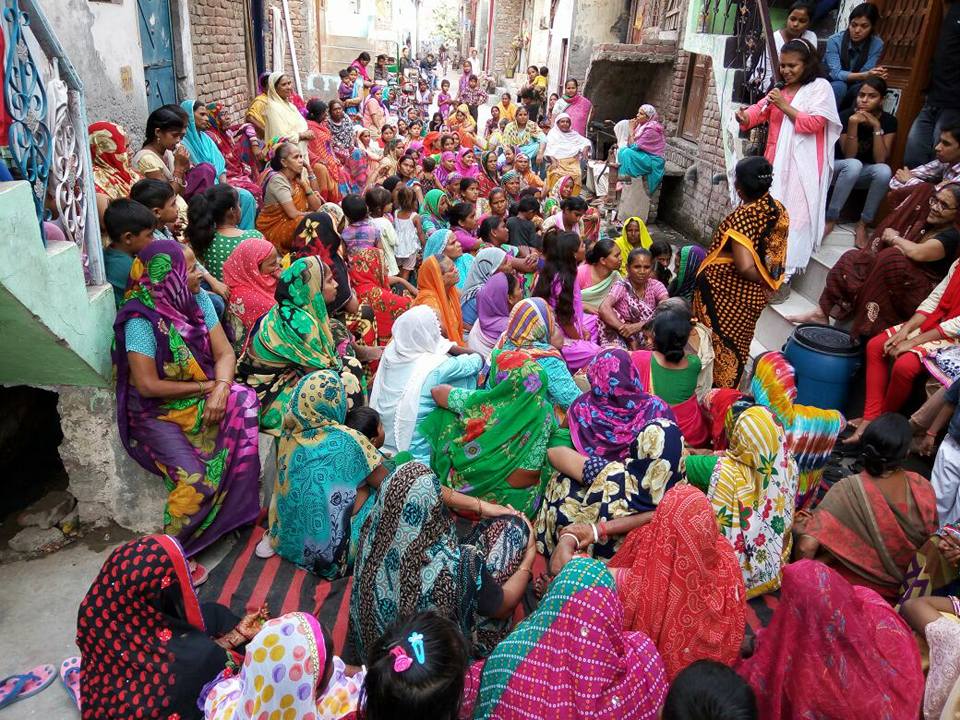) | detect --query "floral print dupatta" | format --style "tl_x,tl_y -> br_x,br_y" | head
421,350 -> 559,517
